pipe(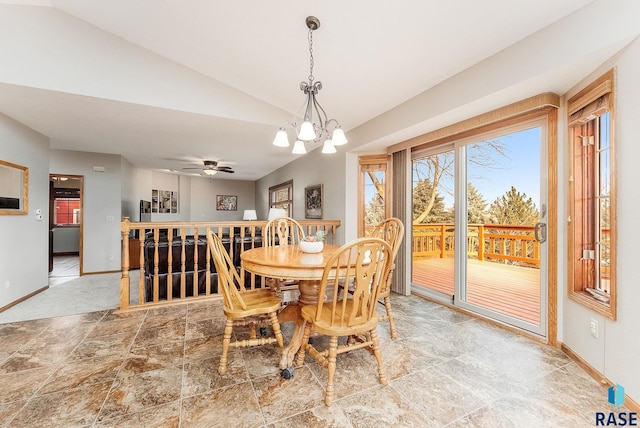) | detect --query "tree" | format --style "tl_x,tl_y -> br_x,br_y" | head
364,192 -> 386,227
412,178 -> 451,223
488,186 -> 539,225
363,171 -> 386,228
412,139 -> 506,224
467,182 -> 490,224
